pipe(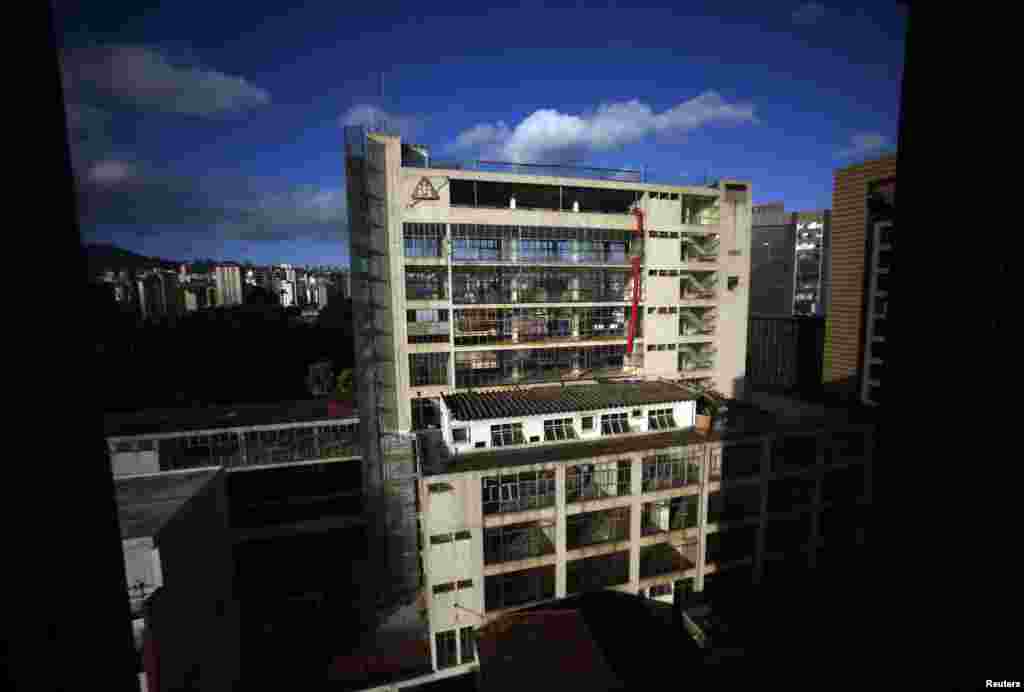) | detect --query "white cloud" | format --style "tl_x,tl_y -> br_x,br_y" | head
836,132 -> 890,159
449,92 -> 757,164
340,104 -> 422,140
88,159 -> 136,184
792,3 -> 827,25
62,45 -> 270,116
